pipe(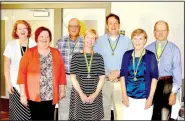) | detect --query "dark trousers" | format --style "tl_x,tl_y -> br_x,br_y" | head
28,100 -> 55,120
111,110 -> 114,120
152,77 -> 173,120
